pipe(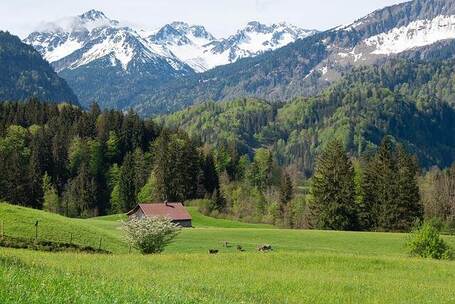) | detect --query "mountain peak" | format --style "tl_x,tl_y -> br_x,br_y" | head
79,9 -> 107,21
245,21 -> 269,33
169,21 -> 190,31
